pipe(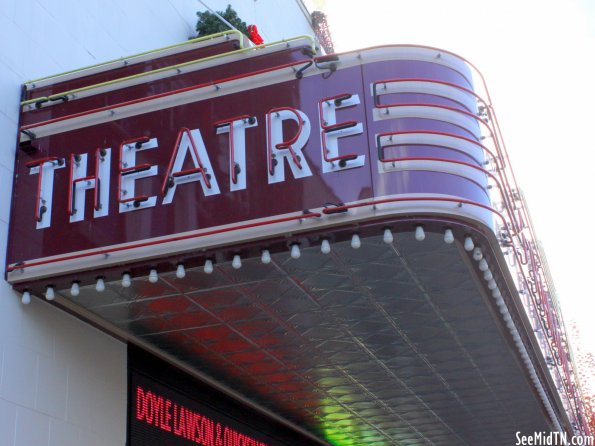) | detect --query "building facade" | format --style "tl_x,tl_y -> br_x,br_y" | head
0,2 -> 314,445
1,1 -> 589,445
